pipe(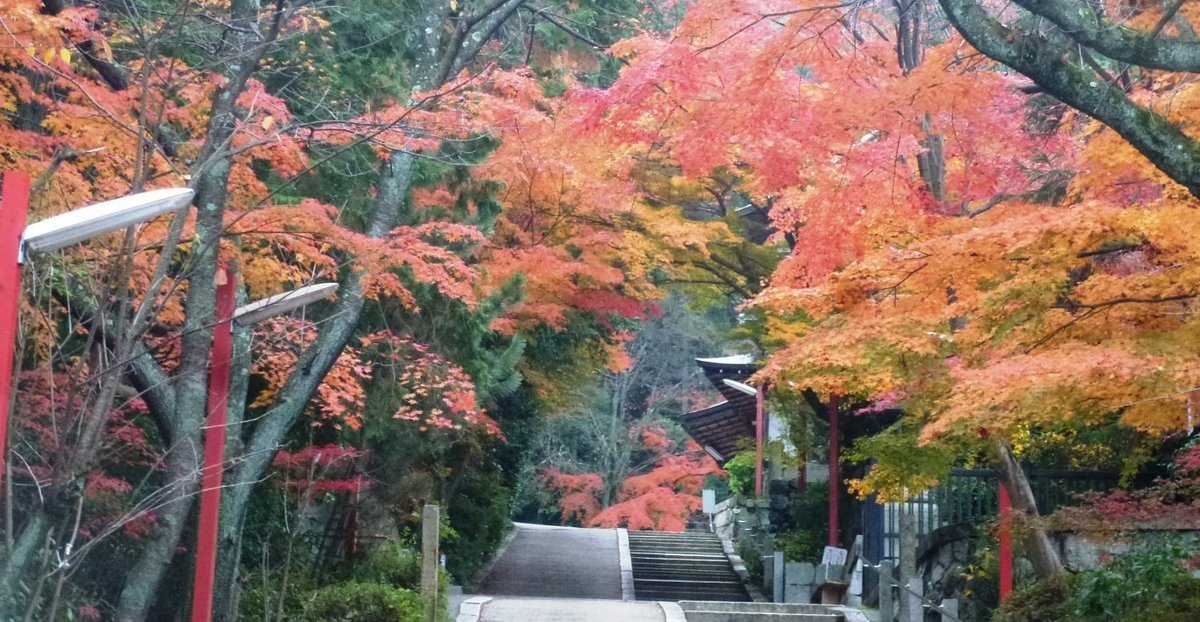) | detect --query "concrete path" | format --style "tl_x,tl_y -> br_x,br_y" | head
466,596 -> 677,622
475,523 -> 623,599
